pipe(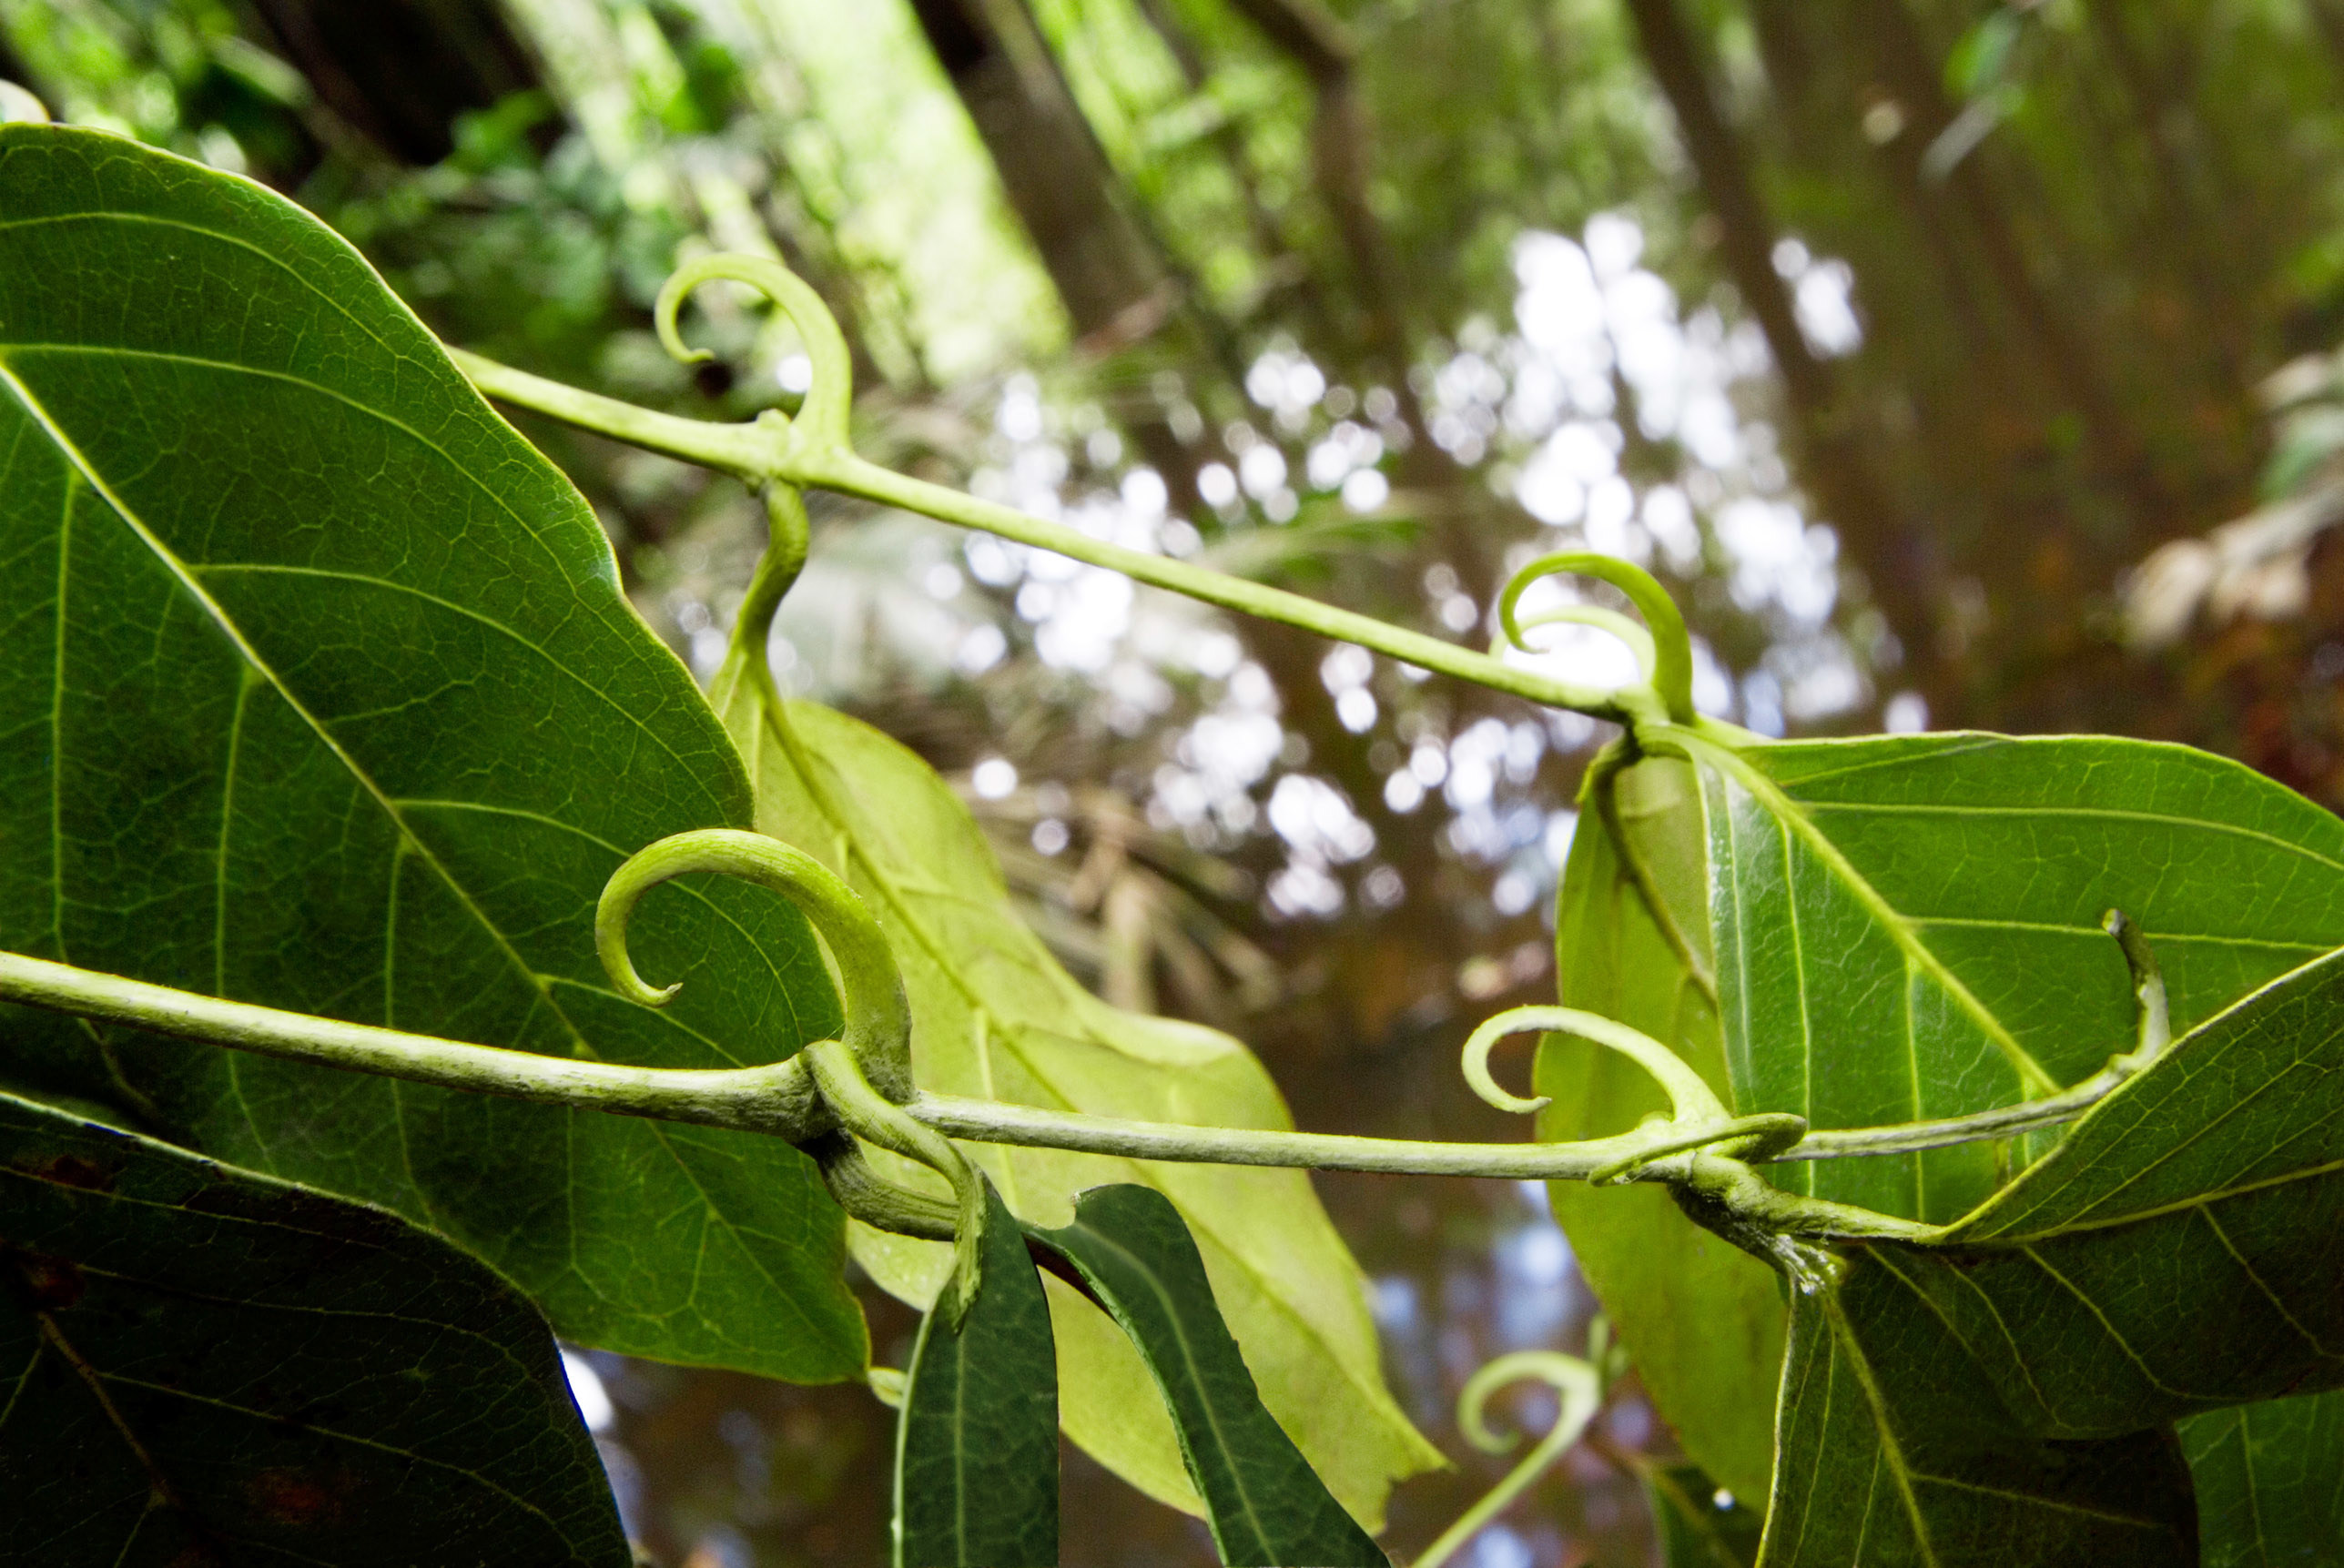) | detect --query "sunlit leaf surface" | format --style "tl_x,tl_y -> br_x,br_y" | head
1758,943 -> 2344,1564
0,1089 -> 629,1566
1700,732 -> 2344,1220
1540,755 -> 1783,1502
713,656 -> 1440,1524
0,125 -> 864,1380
